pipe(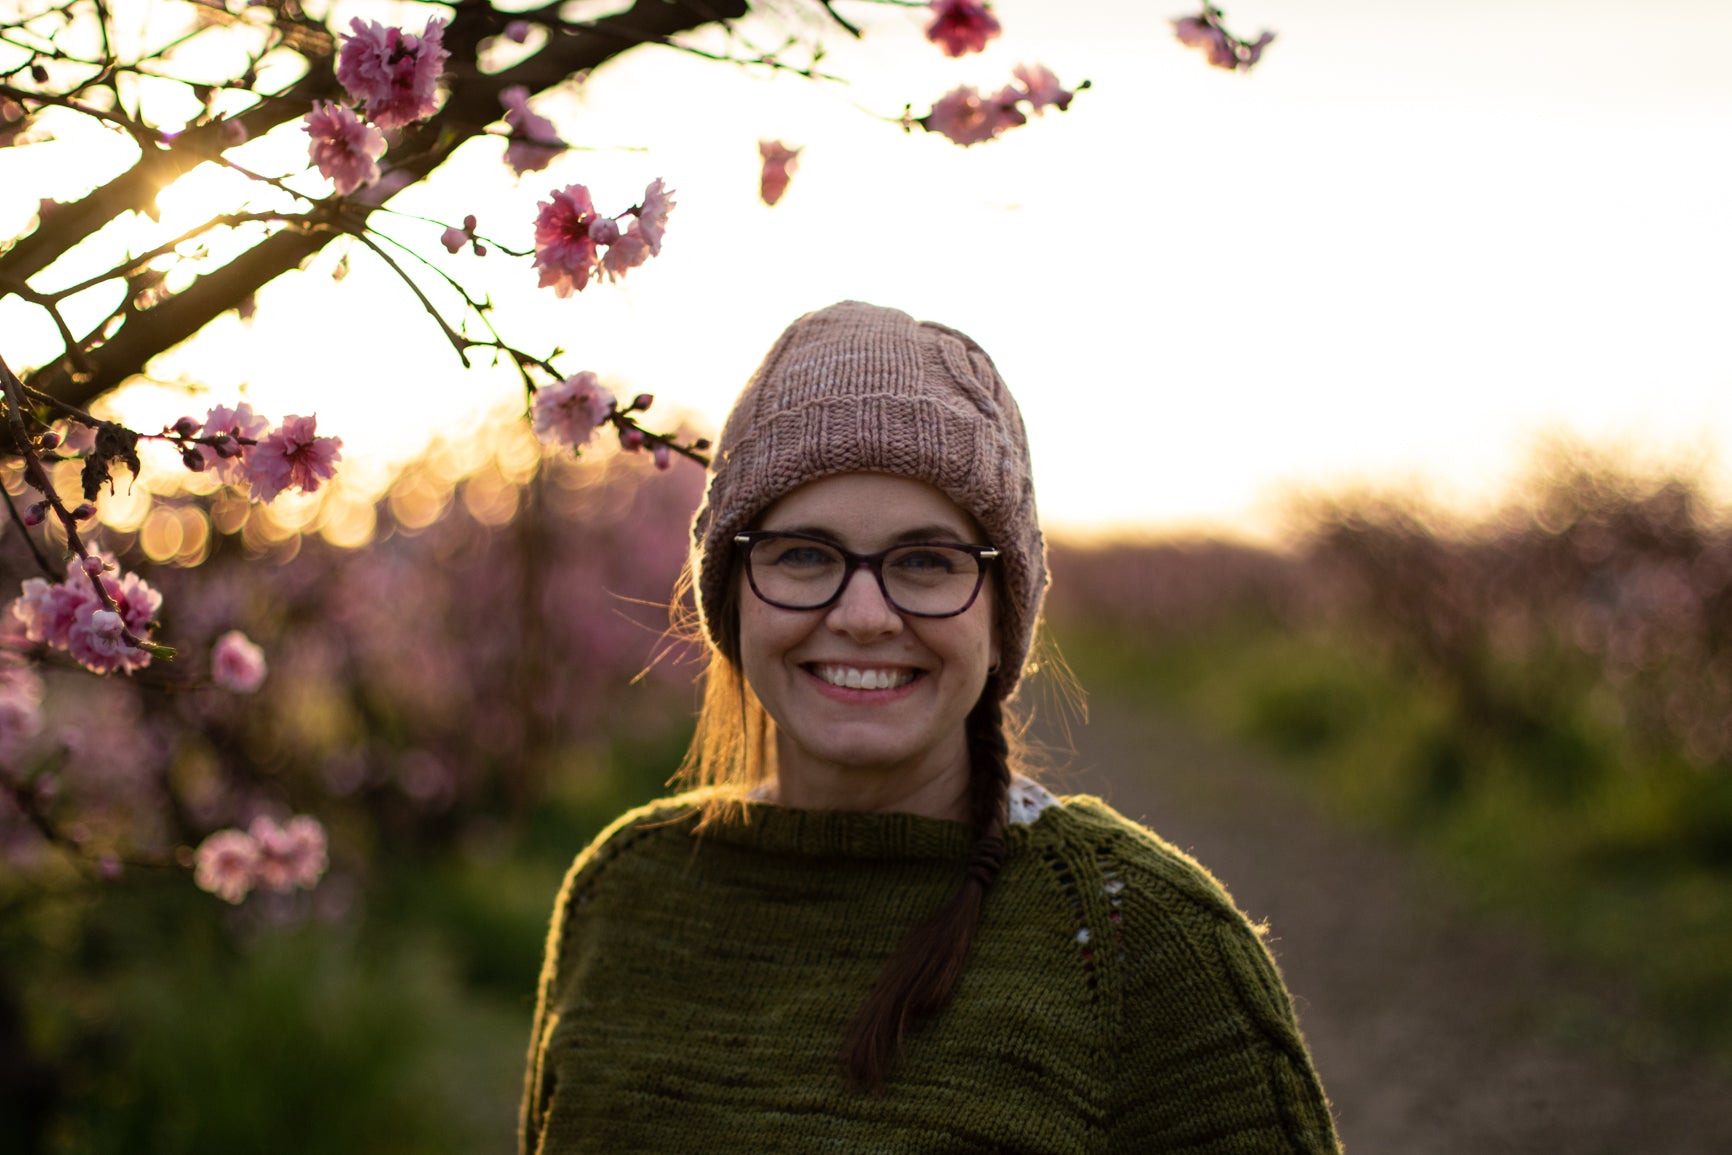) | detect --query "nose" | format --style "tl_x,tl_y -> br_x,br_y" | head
824,564 -> 903,641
